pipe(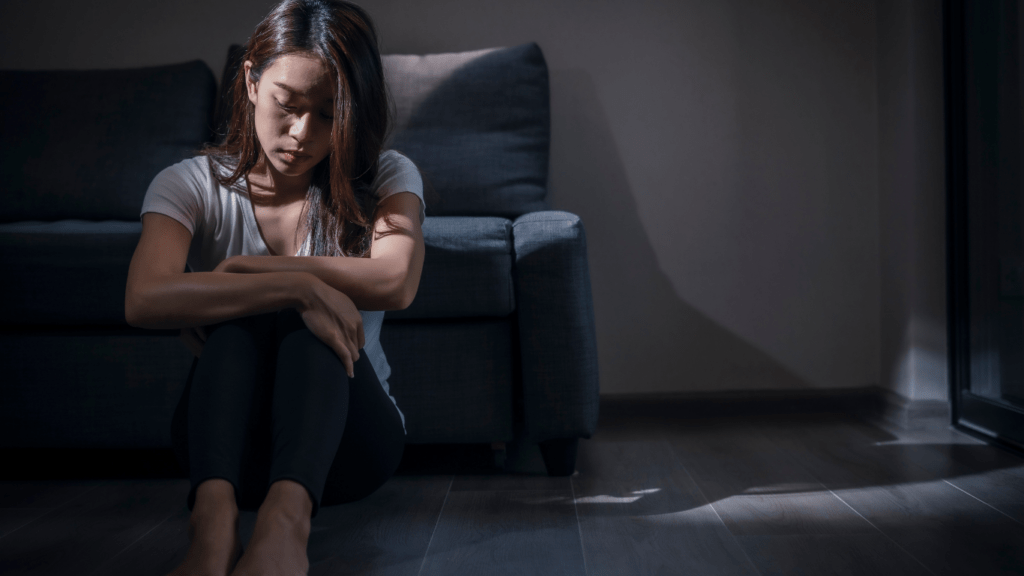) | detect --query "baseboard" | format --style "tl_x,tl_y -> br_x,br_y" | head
874,388 -> 951,431
599,387 -> 950,430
